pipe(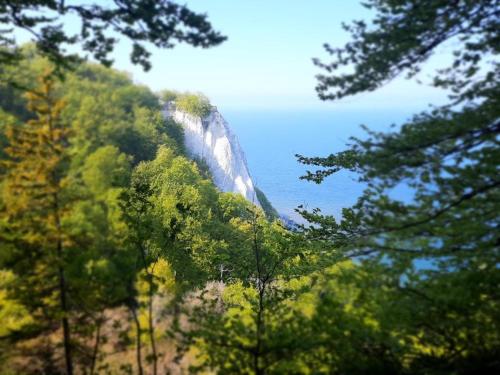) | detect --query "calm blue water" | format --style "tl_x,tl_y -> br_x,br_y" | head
223,109 -> 414,222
